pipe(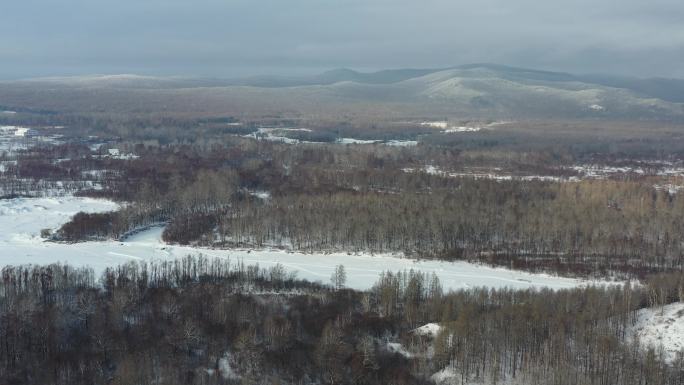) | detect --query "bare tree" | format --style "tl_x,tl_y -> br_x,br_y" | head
331,264 -> 346,290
